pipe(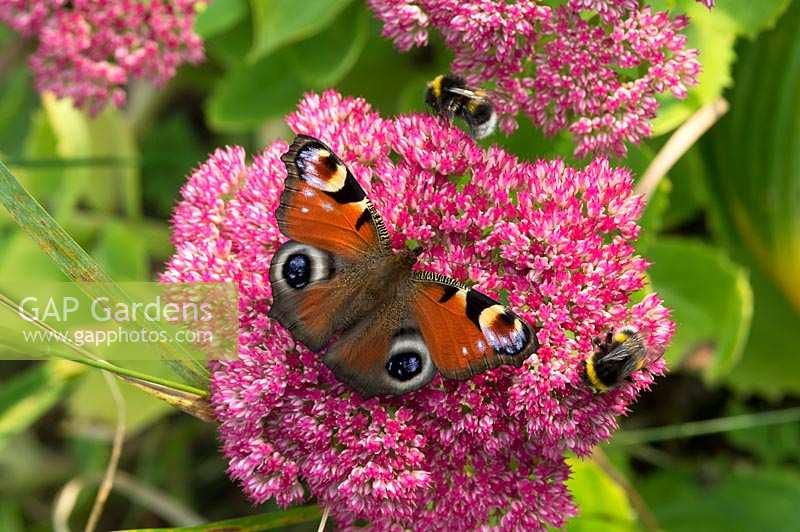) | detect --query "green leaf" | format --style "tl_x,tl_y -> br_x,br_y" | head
0,68 -> 35,158
565,458 -> 637,532
0,361 -> 85,451
207,47 -> 305,132
195,0 -> 248,39
208,2 -> 369,132
650,0 -> 792,136
92,222 -> 149,281
646,238 -> 752,381
723,267 -> 800,397
68,371 -> 174,434
710,1 -> 800,311
116,504 -> 323,531
639,468 -> 800,532
714,0 -> 793,39
205,16 -> 254,67
287,1 -> 369,88
335,20 -> 451,118
249,0 -> 354,61
41,95 -> 140,219
705,2 -> 800,396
